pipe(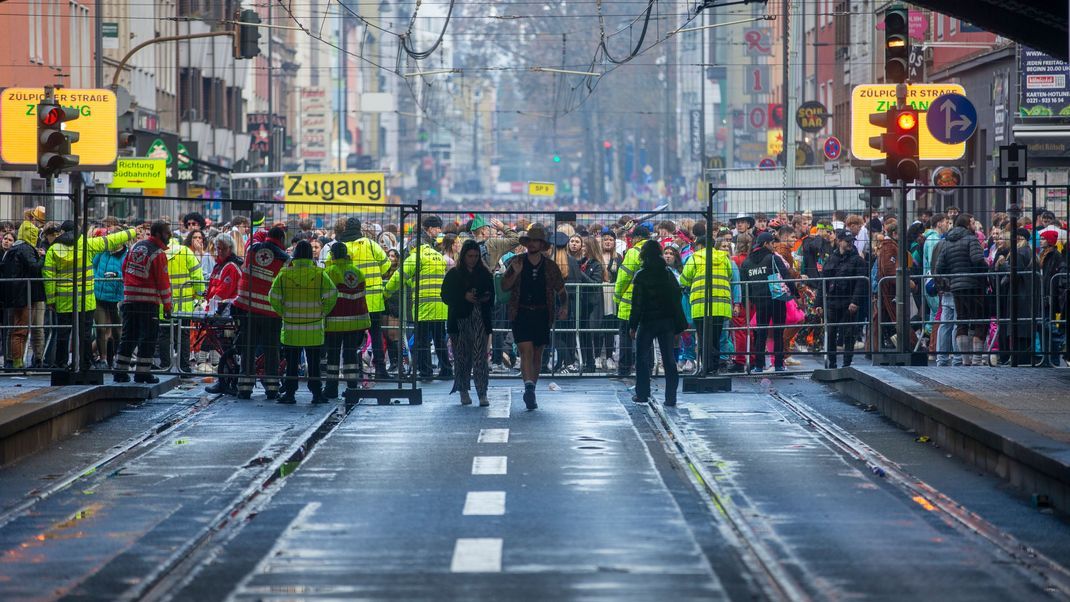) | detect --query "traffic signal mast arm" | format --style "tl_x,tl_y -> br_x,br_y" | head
109,10 -> 268,88
110,32 -> 235,88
